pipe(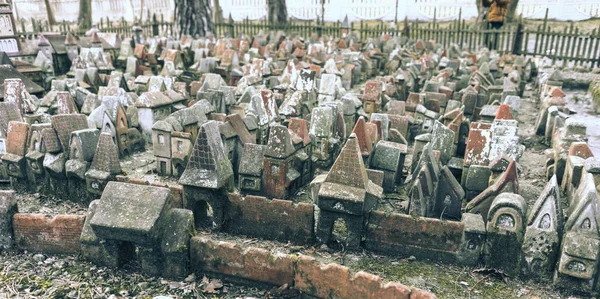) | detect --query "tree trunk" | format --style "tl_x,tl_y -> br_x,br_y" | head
139,0 -> 144,22
474,0 -> 486,29
44,0 -> 56,25
505,0 -> 519,24
78,0 -> 92,29
213,0 -> 224,25
267,0 -> 287,25
175,0 -> 213,37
